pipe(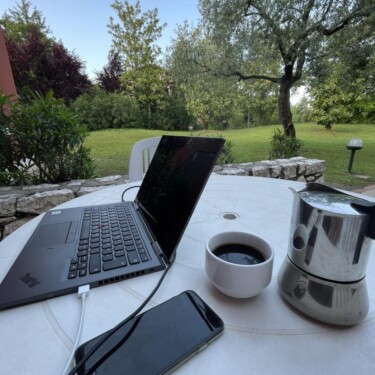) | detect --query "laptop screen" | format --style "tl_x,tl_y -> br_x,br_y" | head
135,136 -> 224,262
